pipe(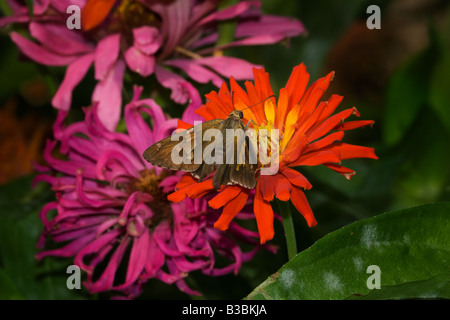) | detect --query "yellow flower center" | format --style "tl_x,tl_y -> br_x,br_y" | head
116,0 -> 161,31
